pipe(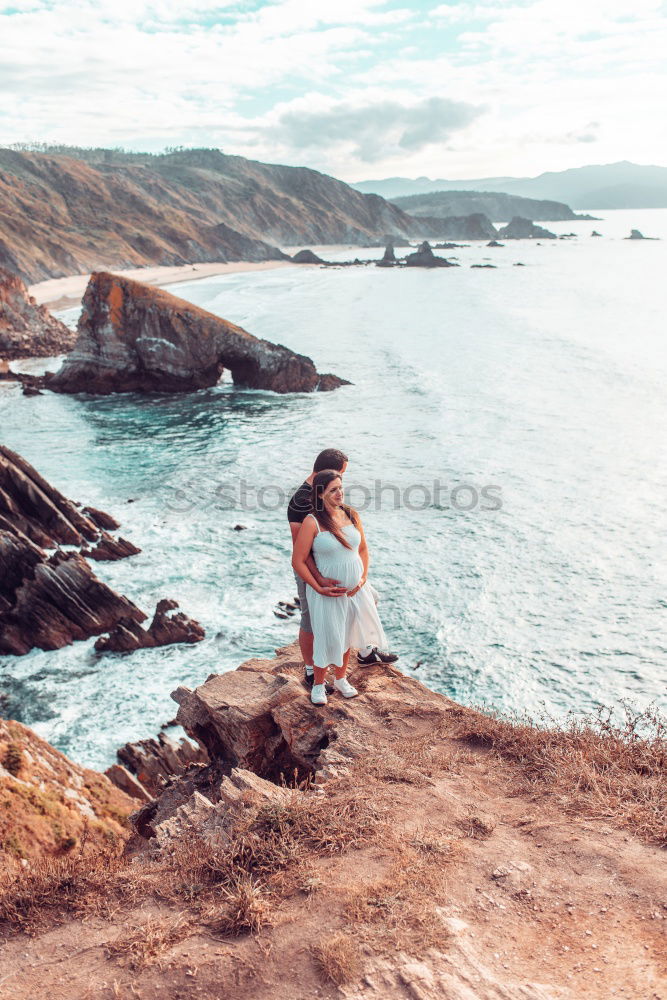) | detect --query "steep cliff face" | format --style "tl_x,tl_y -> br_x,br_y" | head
48,272 -> 349,395
0,266 -> 75,359
0,147 -> 415,283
